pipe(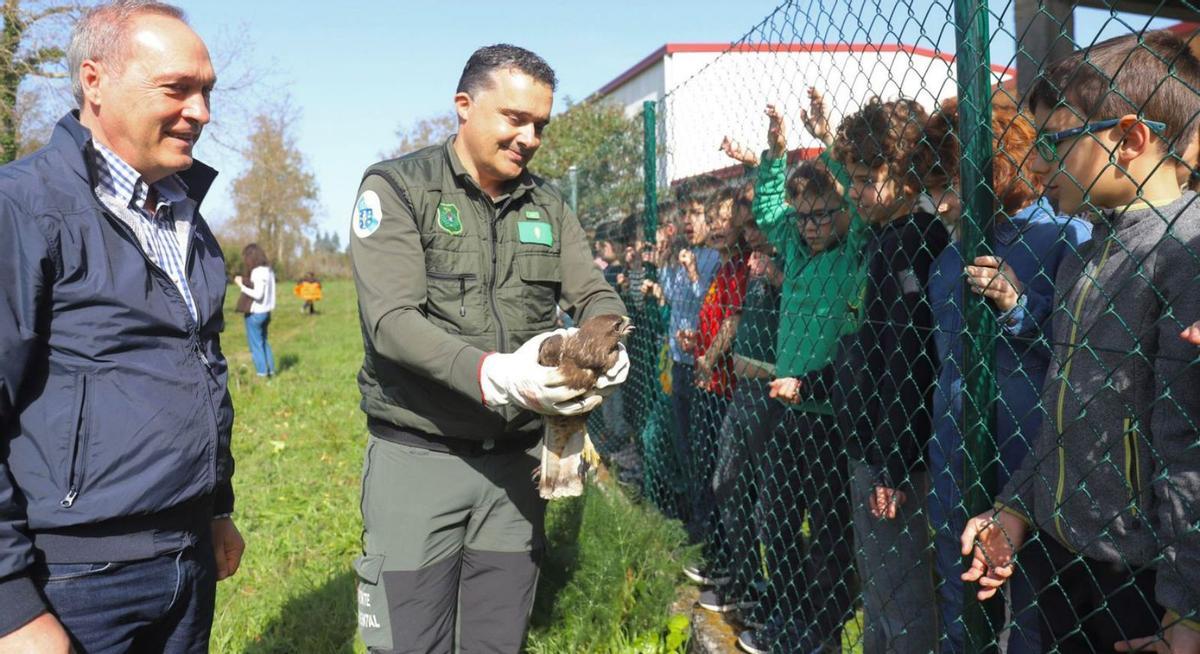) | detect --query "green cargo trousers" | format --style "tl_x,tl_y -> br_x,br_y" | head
354,435 -> 547,653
